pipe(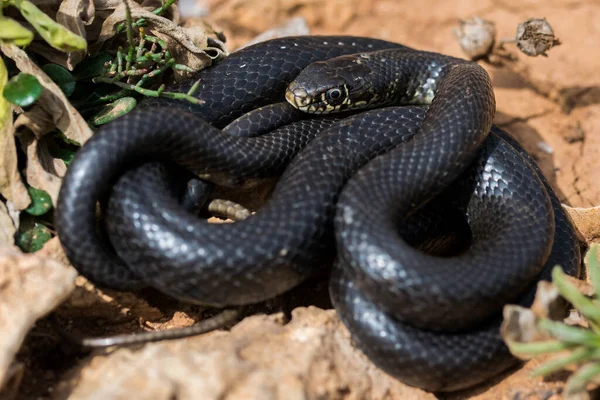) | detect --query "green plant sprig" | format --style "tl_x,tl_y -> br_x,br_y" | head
97,0 -> 199,105
508,244 -> 600,398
